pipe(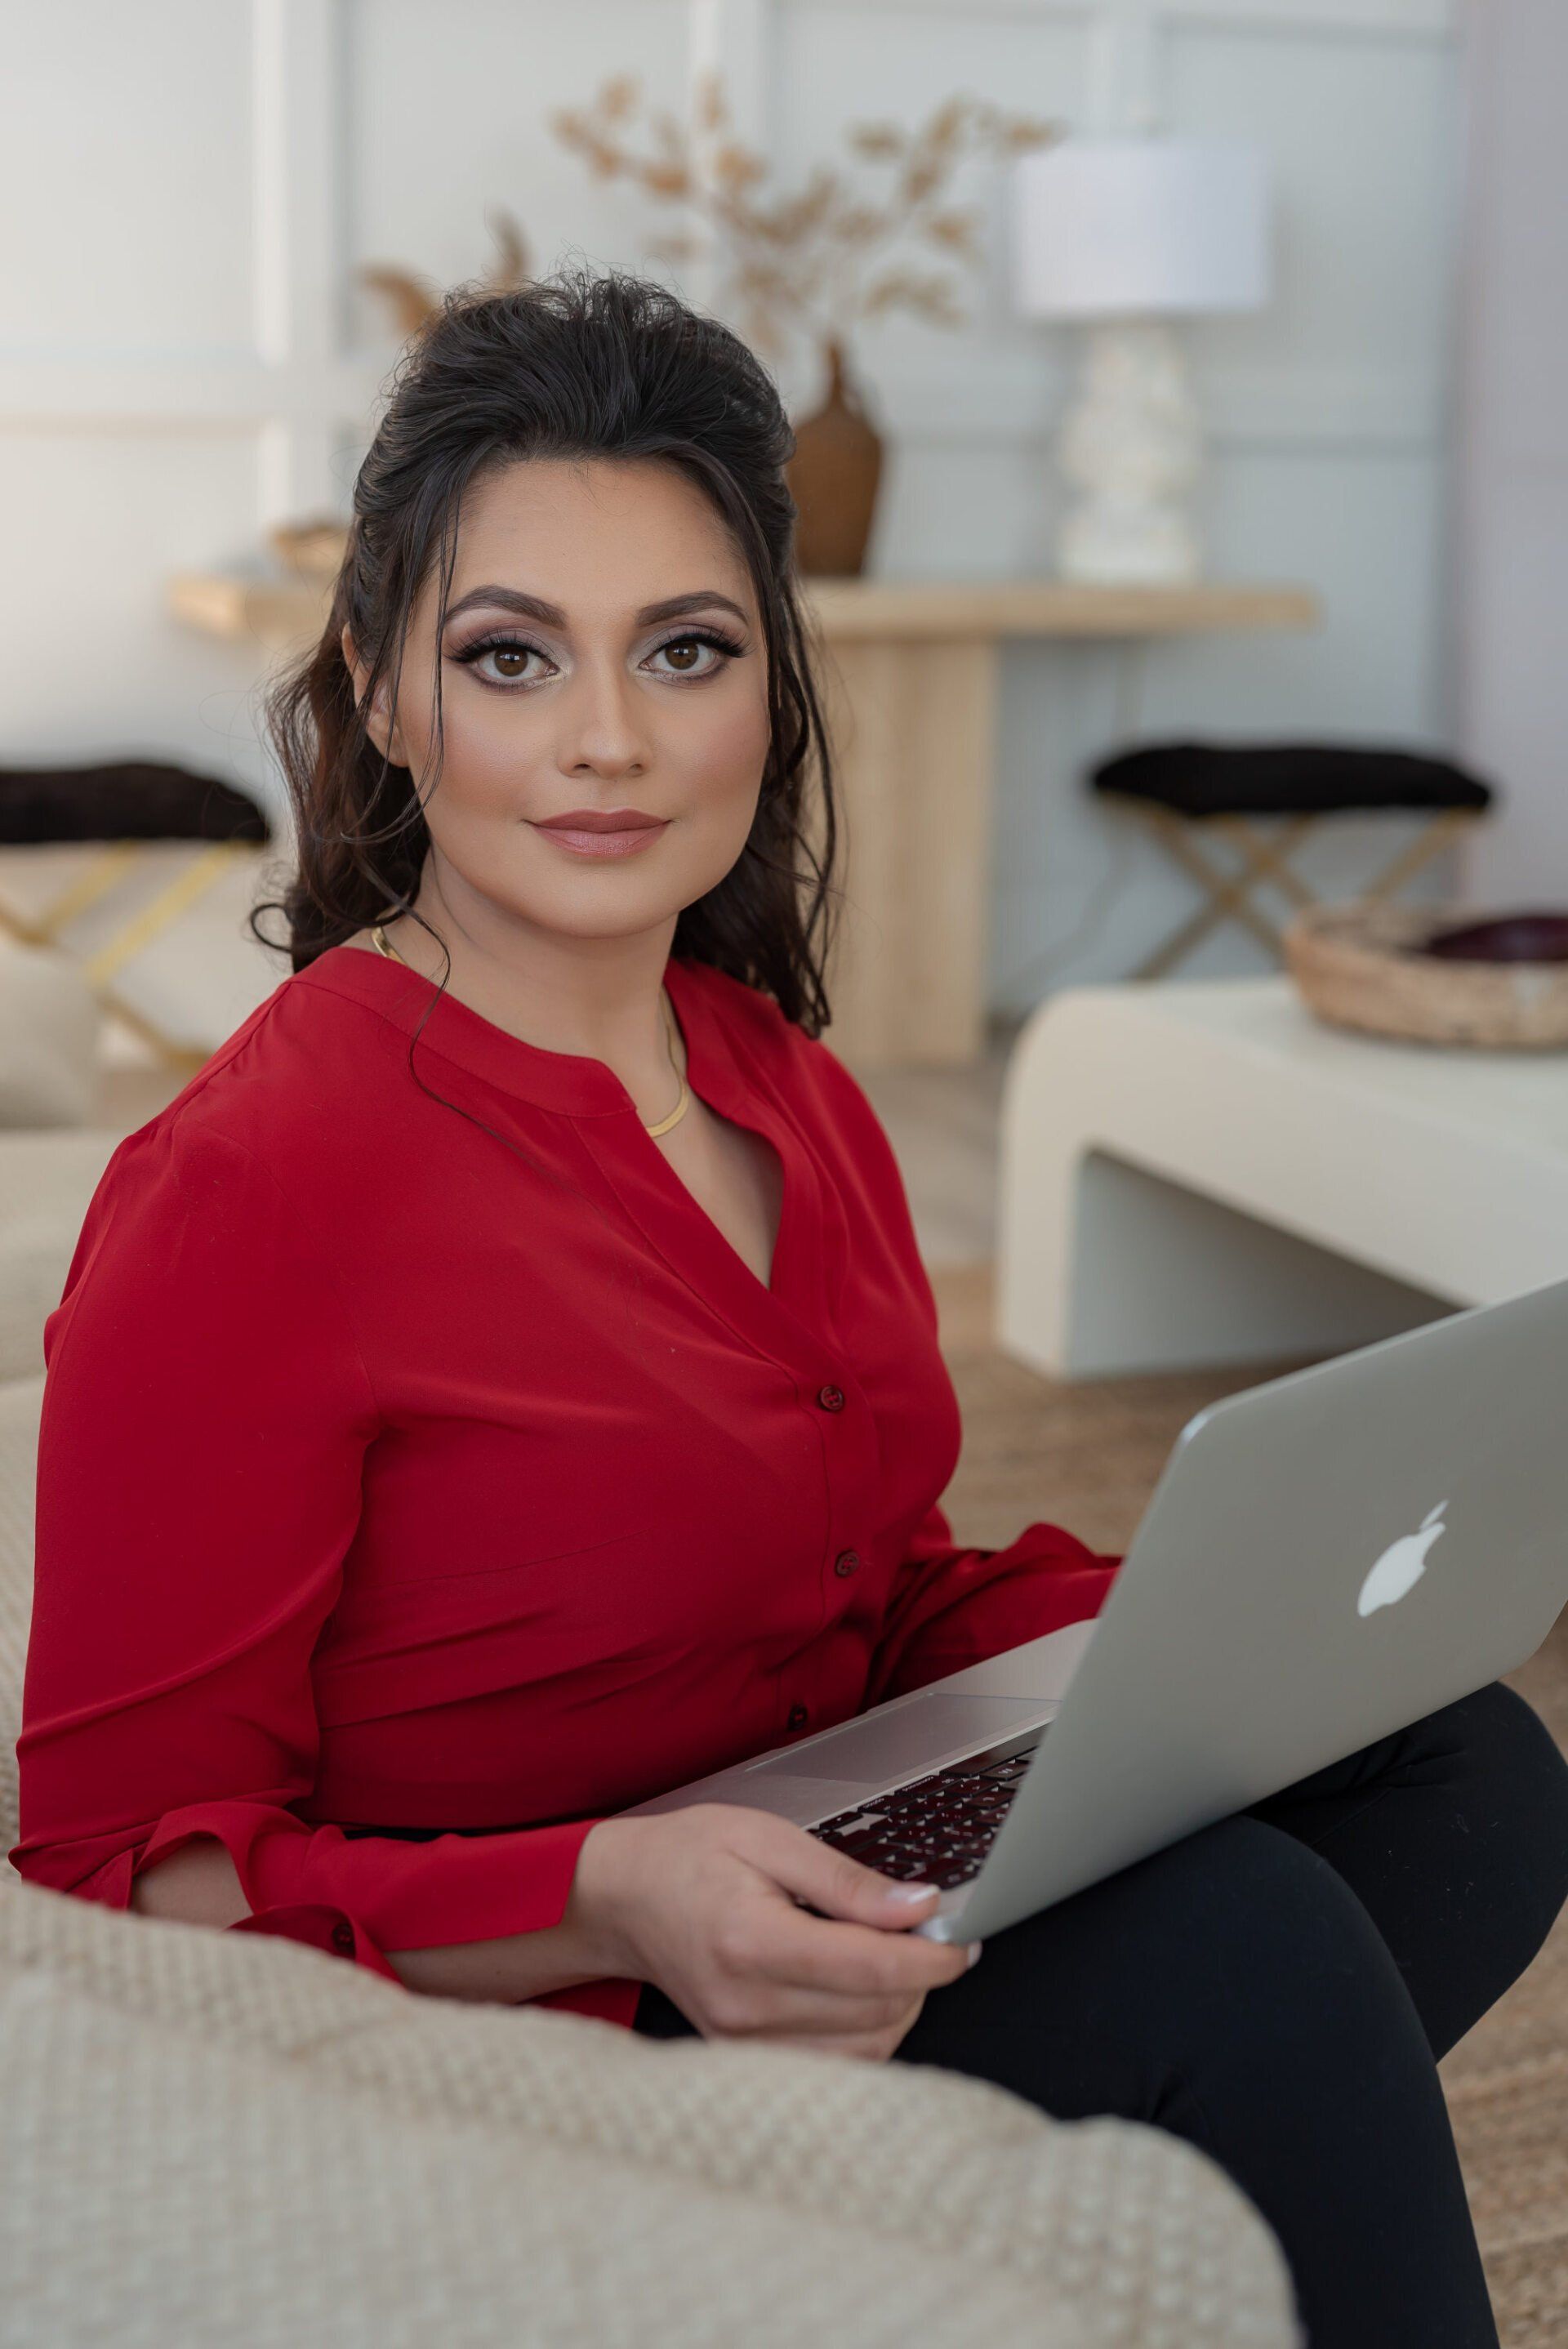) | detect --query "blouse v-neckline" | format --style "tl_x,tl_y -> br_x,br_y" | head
296,944 -> 821,1344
